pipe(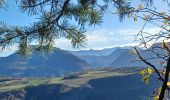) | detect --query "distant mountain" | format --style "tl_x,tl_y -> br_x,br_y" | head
79,55 -> 110,68
110,50 -> 142,67
110,49 -> 164,68
74,44 -> 164,68
69,46 -> 132,56
0,43 -> 165,77
79,49 -> 130,68
108,48 -> 129,61
0,48 -> 89,77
